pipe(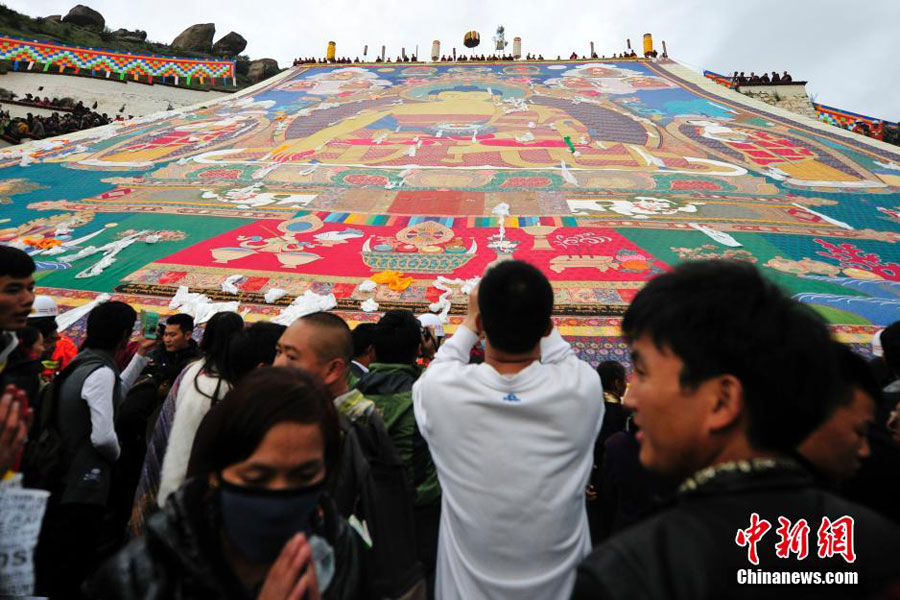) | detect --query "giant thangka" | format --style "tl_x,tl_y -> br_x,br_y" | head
3,59 -> 899,363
